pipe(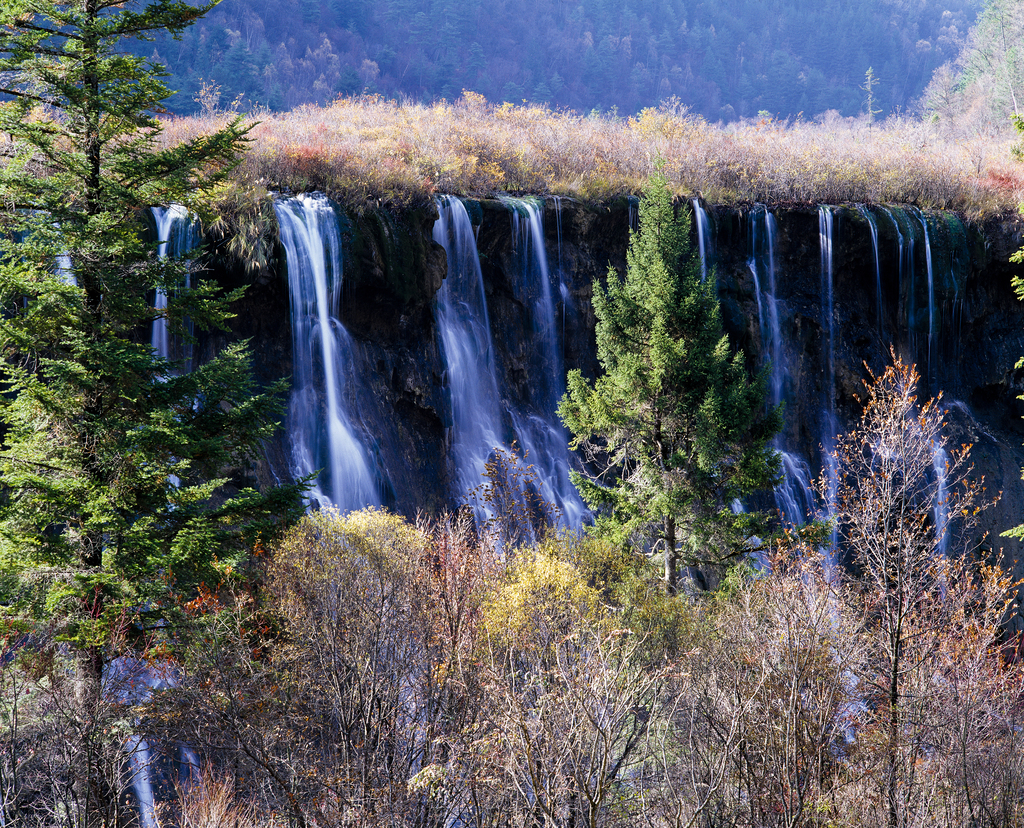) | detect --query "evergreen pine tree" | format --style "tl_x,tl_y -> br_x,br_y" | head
0,0 -> 304,799
559,170 -> 781,592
